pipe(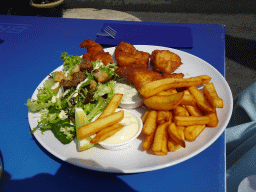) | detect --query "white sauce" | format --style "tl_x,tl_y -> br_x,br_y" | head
102,111 -> 139,144
51,89 -> 62,103
59,110 -> 68,120
115,79 -> 142,103
51,82 -> 60,90
71,77 -> 89,99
